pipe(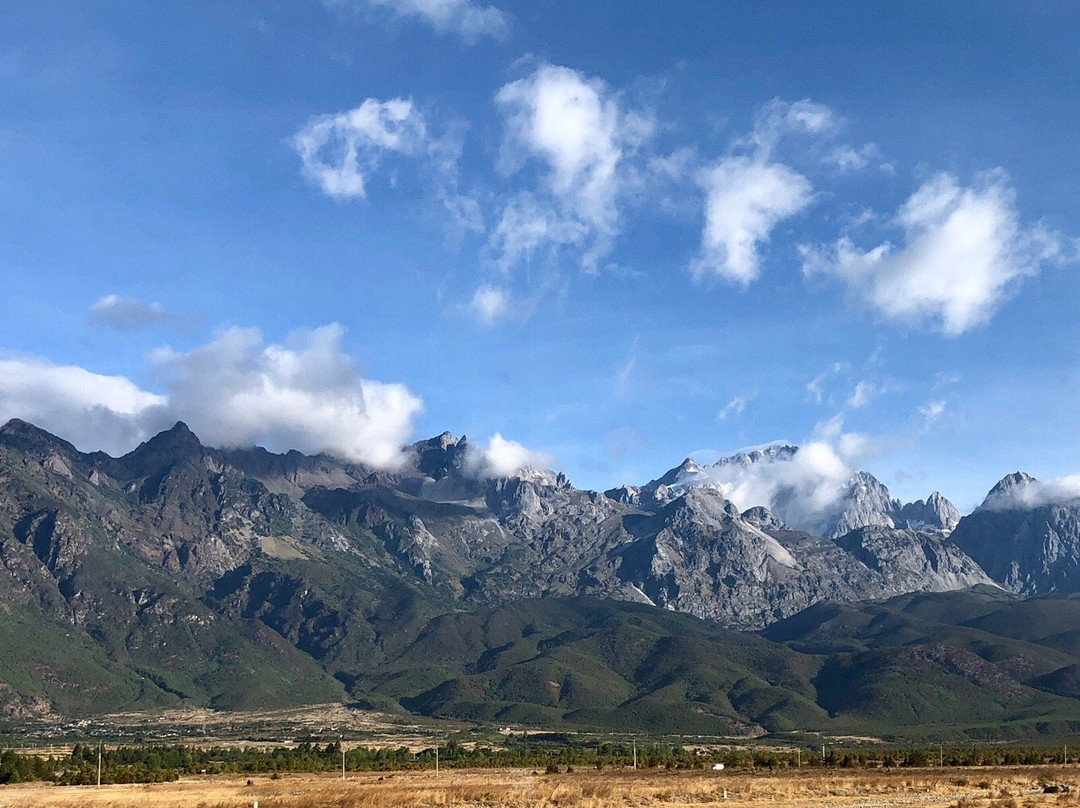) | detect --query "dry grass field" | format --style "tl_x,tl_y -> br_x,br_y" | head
0,766 -> 1077,808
